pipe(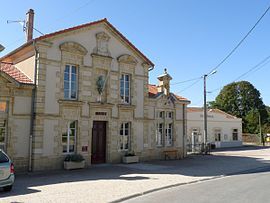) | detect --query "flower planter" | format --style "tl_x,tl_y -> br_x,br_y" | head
122,156 -> 139,164
64,160 -> 85,170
